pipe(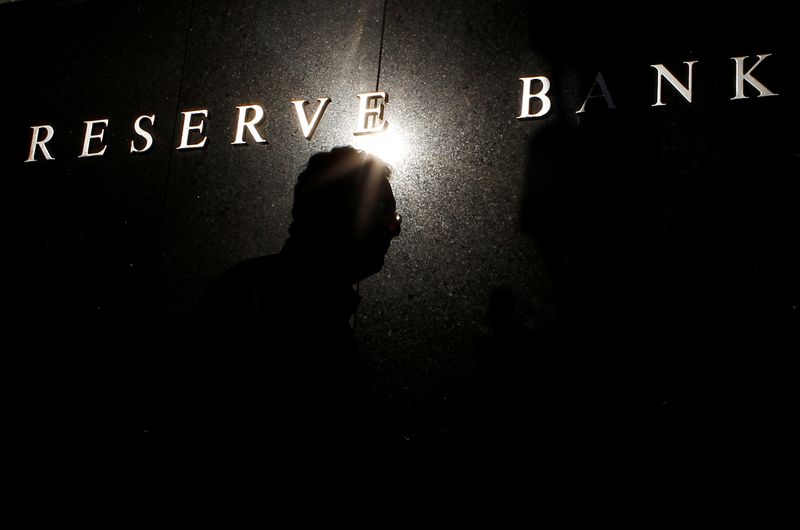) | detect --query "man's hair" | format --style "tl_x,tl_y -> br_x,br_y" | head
288,146 -> 392,239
